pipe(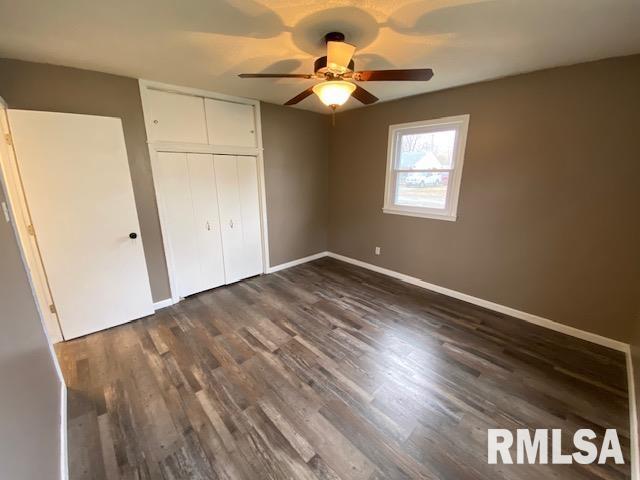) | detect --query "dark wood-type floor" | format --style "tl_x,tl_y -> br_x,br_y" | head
57,258 -> 632,479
